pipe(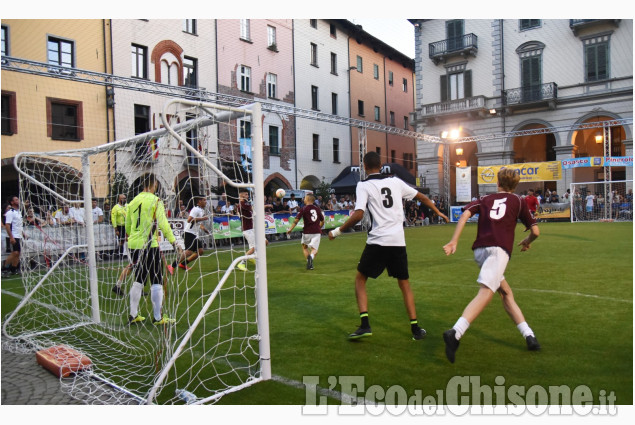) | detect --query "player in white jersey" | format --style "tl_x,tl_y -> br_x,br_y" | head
329,152 -> 449,341
2,195 -> 25,277
172,196 -> 210,270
